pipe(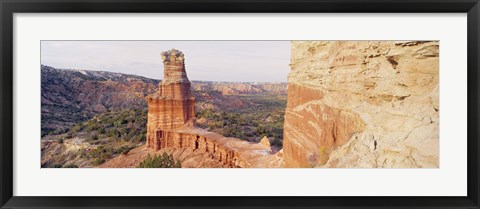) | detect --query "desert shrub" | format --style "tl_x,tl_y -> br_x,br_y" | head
50,164 -> 63,168
271,137 -> 283,147
194,94 -> 286,148
137,153 -> 181,168
138,133 -> 146,142
115,145 -> 134,155
65,132 -> 73,139
121,149 -> 130,155
79,149 -> 88,158
92,158 -> 106,166
70,124 -> 83,133
63,164 -> 78,168
59,109 -> 148,142
98,128 -> 106,134
90,134 -> 99,141
56,138 -> 64,144
52,127 -> 69,135
85,122 -> 100,132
